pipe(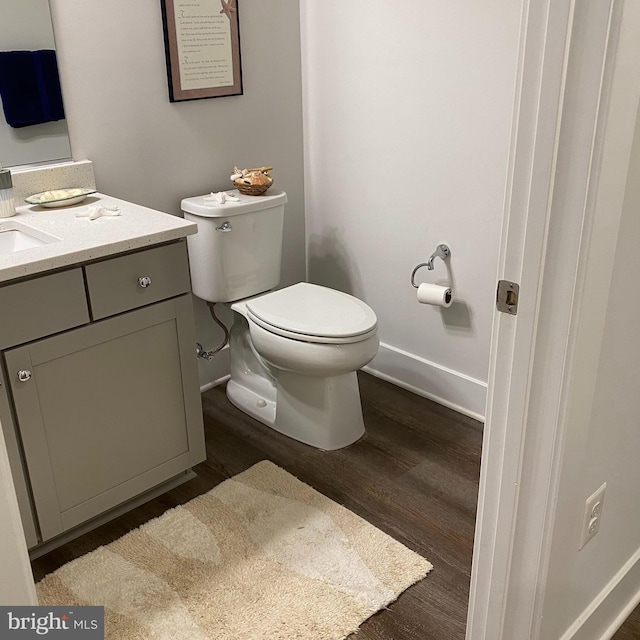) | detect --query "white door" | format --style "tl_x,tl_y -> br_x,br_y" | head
467,1 -> 640,638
